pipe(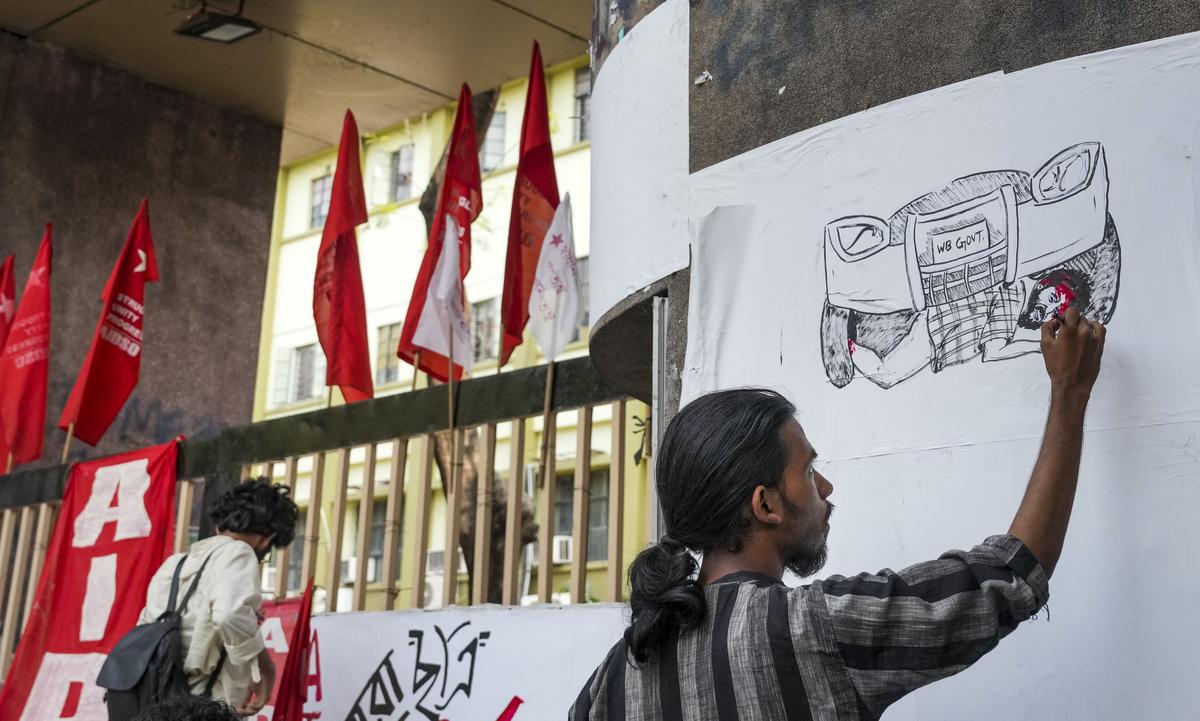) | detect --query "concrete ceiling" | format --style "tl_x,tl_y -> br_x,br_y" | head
0,0 -> 590,163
